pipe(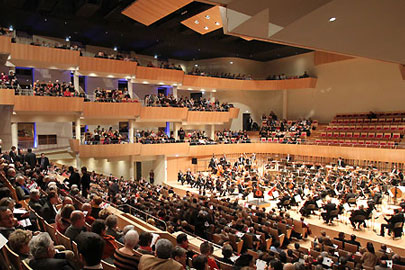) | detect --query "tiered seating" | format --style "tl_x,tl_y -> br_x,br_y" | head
315,112 -> 405,148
